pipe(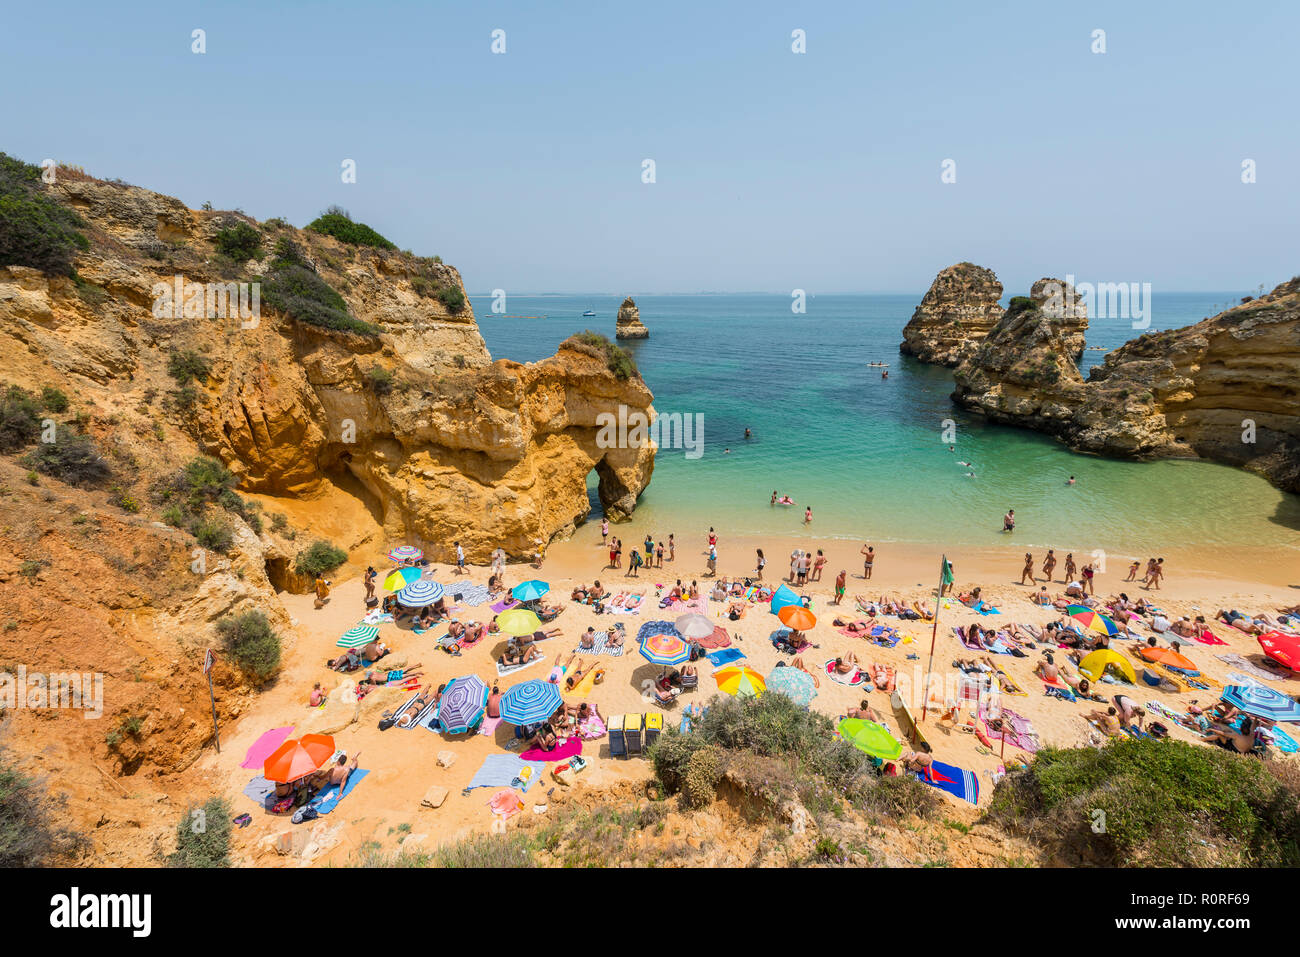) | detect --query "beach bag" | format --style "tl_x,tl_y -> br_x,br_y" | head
291,806 -> 319,825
